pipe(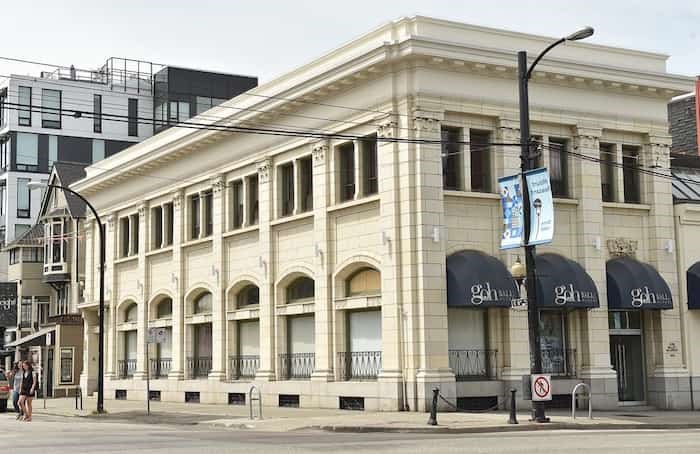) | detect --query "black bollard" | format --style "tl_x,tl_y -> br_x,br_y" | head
427,387 -> 439,426
507,388 -> 518,424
